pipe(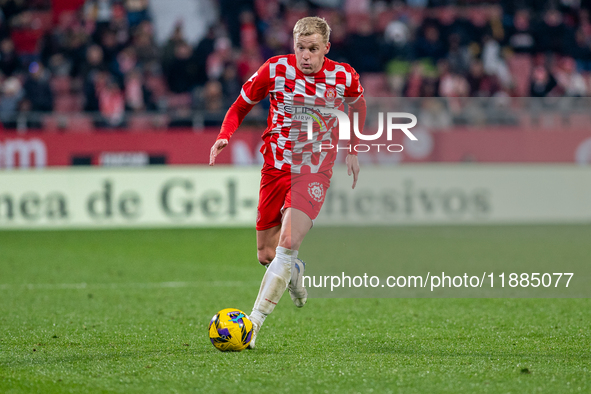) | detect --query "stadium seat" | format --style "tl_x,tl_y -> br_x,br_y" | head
376,10 -> 397,32
50,76 -> 72,94
128,114 -> 169,131
43,114 -> 94,132
508,54 -> 533,97
54,93 -> 84,113
360,73 -> 390,97
145,75 -> 168,99
10,29 -> 44,54
68,115 -> 94,132
30,11 -> 54,32
166,93 -> 192,110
